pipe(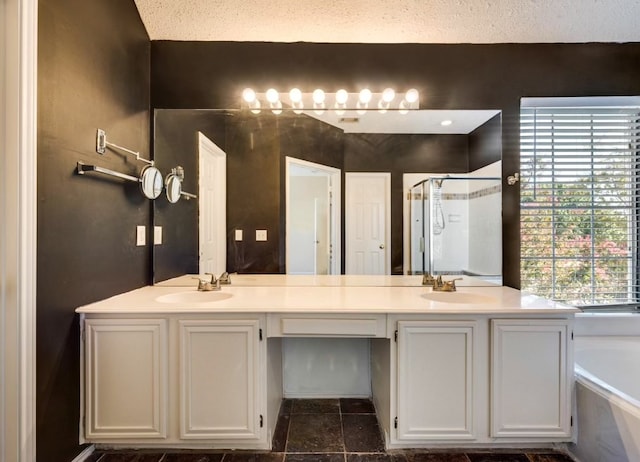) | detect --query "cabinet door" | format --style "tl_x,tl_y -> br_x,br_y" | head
491,319 -> 571,437
84,318 -> 168,439
179,319 -> 261,440
396,321 -> 476,440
